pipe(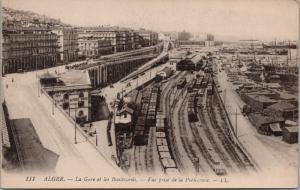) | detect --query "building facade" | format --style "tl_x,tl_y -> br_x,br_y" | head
78,37 -> 113,58
77,27 -> 124,53
136,29 -> 159,47
52,28 -> 78,63
43,70 -> 92,123
2,27 -> 59,74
